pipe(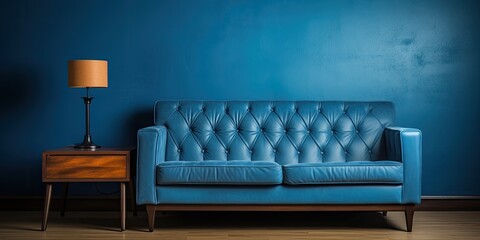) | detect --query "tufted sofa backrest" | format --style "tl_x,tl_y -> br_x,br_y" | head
154,101 -> 395,165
